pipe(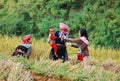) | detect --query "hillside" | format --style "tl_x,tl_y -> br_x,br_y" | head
0,0 -> 120,48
